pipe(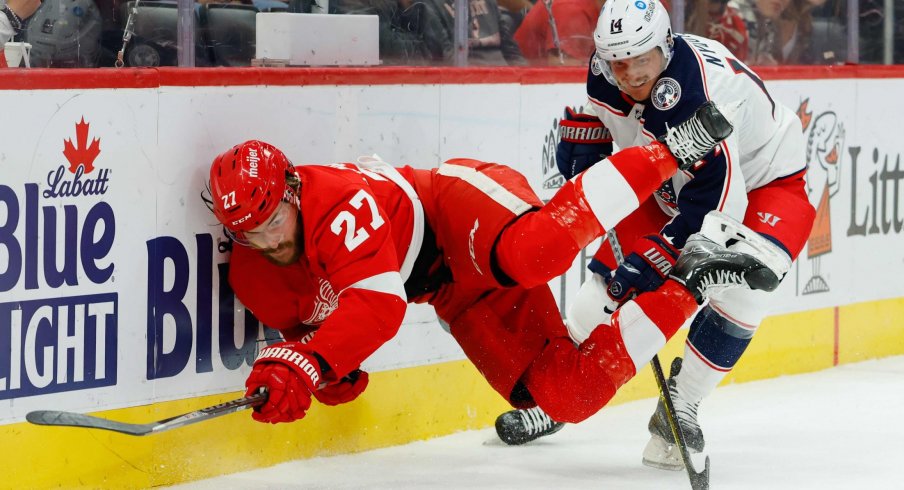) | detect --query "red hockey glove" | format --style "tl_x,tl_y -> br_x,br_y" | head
244,342 -> 324,424
606,234 -> 680,305
313,369 -> 369,406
